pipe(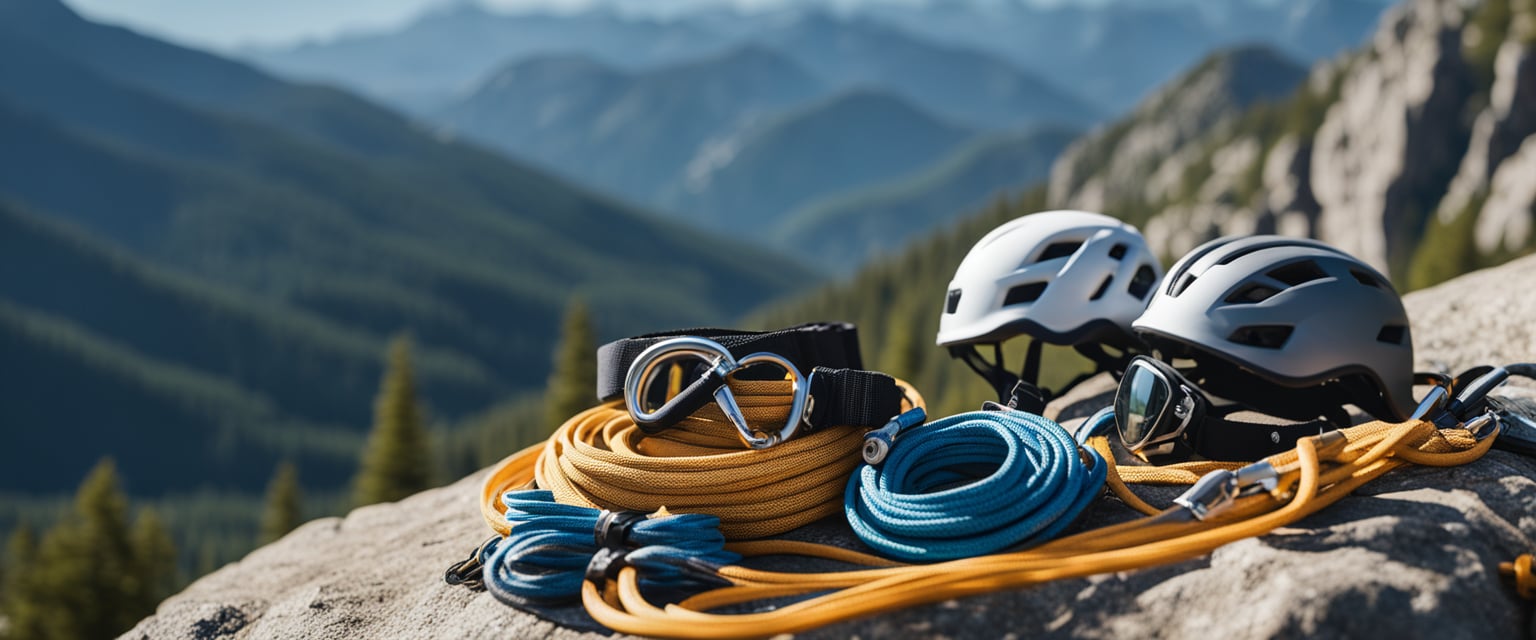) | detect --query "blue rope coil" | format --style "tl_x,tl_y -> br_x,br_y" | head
844,409 -> 1108,561
483,490 -> 739,604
